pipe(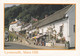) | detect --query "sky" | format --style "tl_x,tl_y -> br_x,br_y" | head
5,4 -> 19,8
